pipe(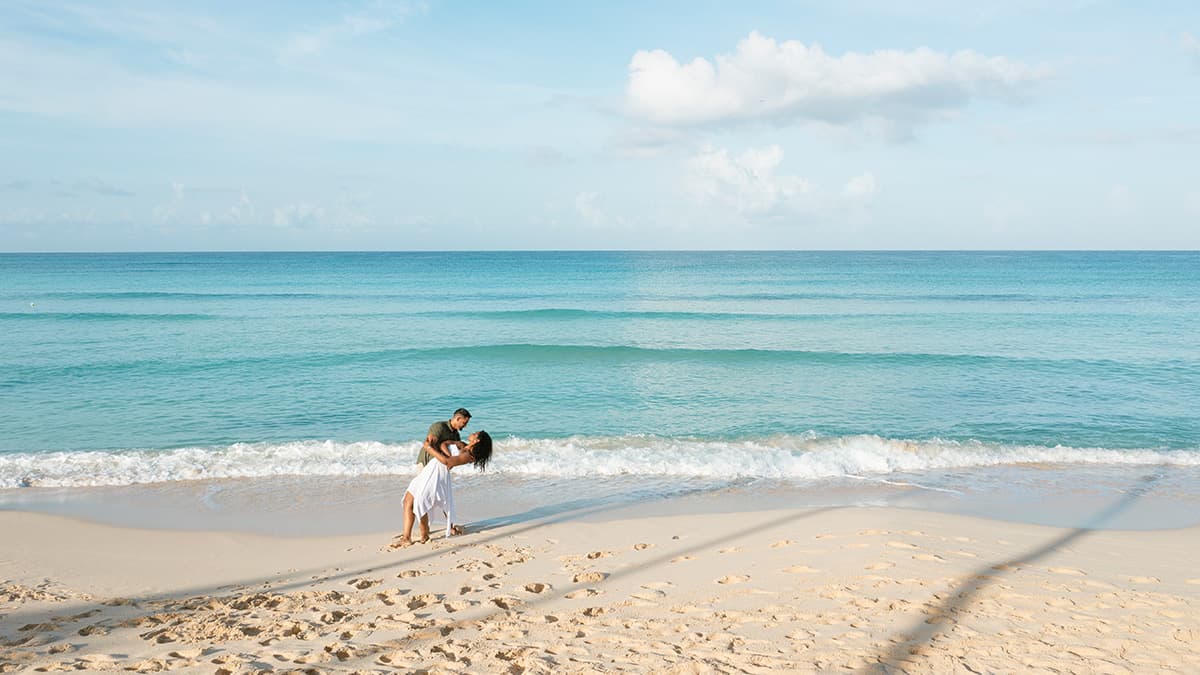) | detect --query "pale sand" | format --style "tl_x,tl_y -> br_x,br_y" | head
1,506 -> 1198,673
